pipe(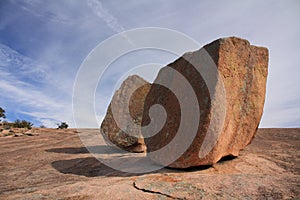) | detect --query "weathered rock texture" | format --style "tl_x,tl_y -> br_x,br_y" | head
0,128 -> 299,199
142,37 -> 269,168
101,75 -> 151,153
